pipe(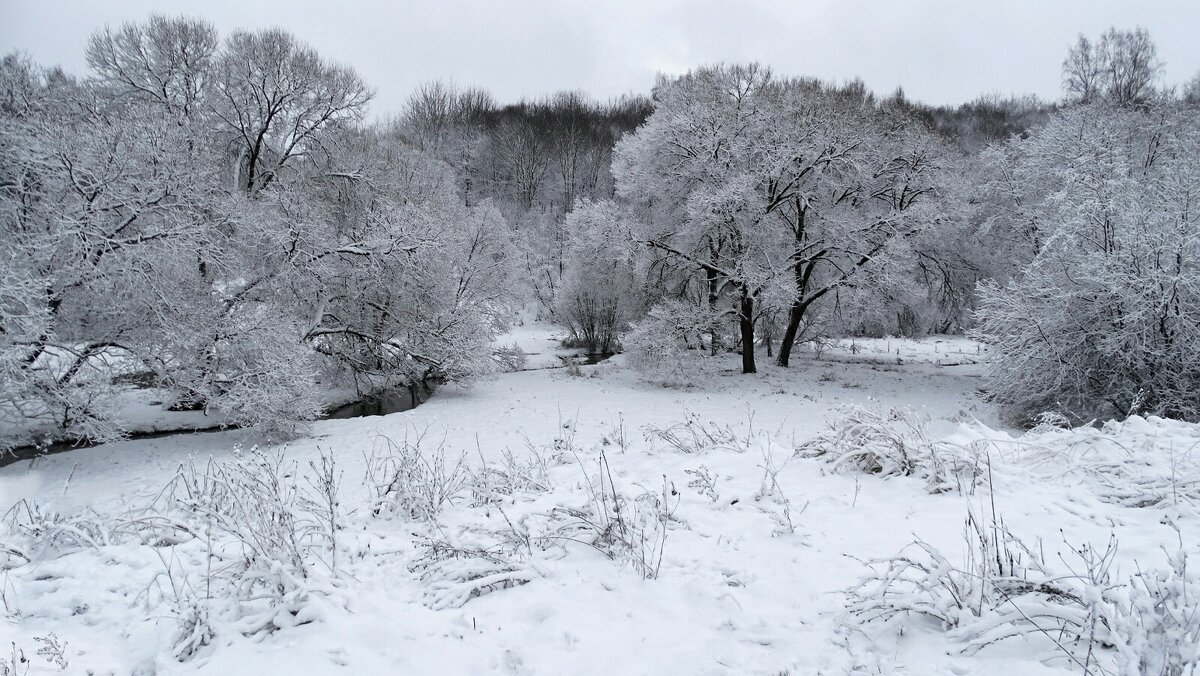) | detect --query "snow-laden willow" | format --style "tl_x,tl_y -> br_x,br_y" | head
0,18 -> 519,447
